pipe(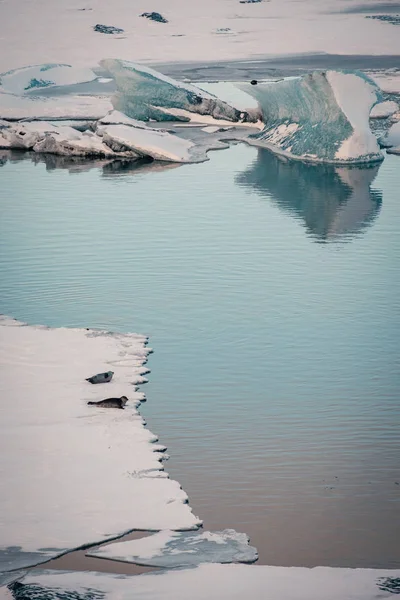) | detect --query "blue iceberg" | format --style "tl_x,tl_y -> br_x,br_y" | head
238,70 -> 384,164
100,59 -> 253,123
